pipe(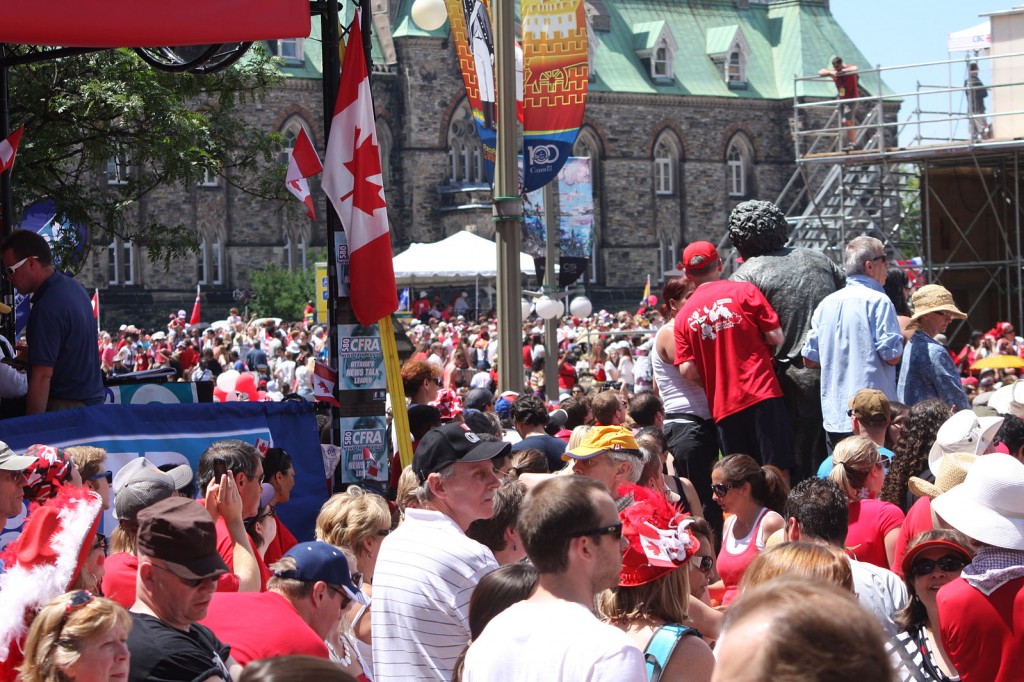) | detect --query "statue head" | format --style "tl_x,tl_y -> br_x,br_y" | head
728,200 -> 789,259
